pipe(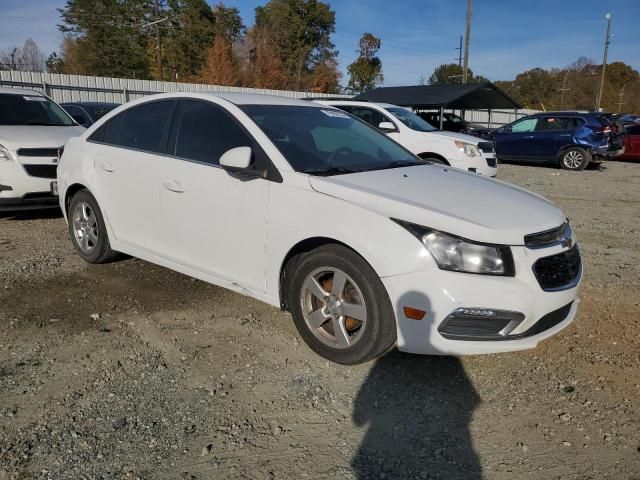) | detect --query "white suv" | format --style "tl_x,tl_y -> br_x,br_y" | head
0,87 -> 85,211
316,100 -> 498,177
58,93 -> 580,365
